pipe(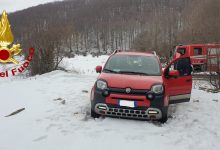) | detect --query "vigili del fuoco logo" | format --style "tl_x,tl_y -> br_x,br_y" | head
0,10 -> 34,77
